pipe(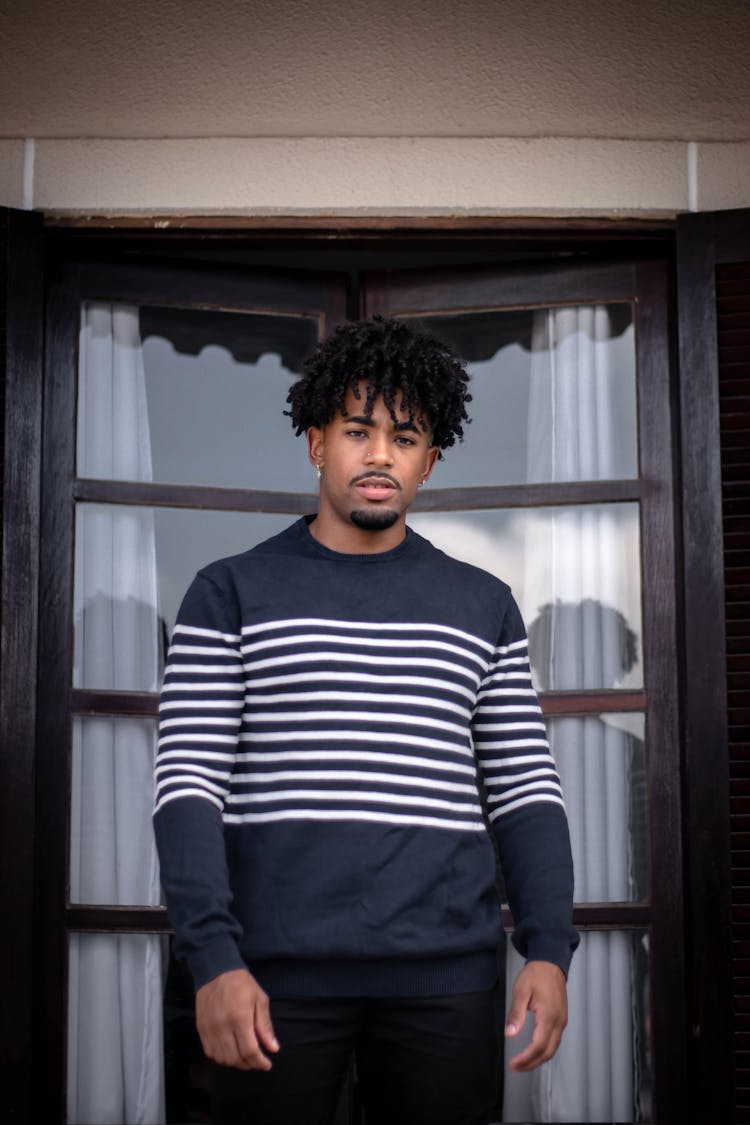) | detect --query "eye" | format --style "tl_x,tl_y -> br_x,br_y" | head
346,428 -> 367,438
395,435 -> 417,446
